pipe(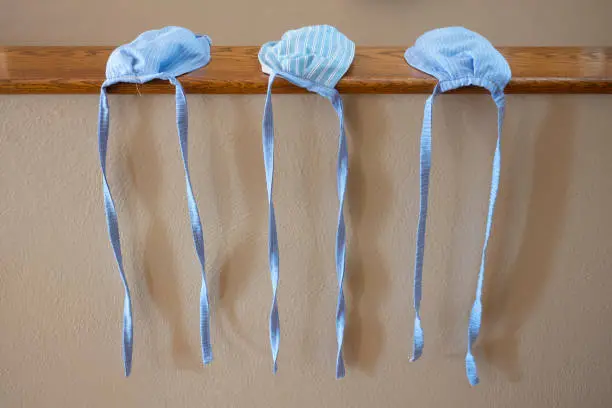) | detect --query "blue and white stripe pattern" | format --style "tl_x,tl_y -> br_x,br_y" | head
98,26 -> 214,376
404,26 -> 511,386
259,25 -> 355,378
